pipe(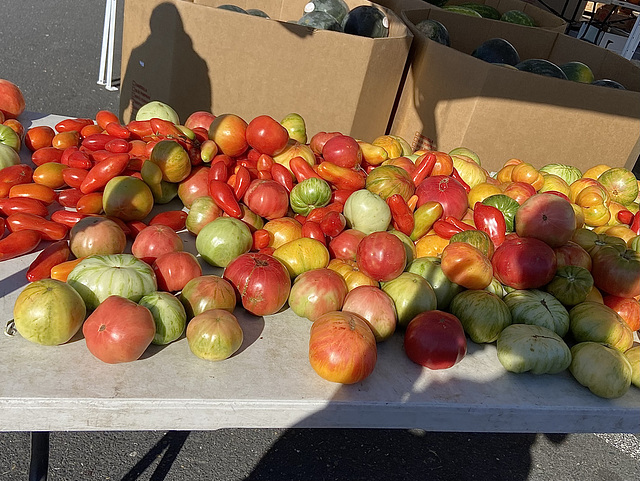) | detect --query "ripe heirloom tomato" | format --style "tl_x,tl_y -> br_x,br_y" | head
440,241 -> 493,290
308,311 -> 377,384
25,125 -> 55,151
245,115 -> 289,156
